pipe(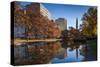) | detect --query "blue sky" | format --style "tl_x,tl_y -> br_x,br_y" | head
20,2 -> 93,29
42,3 -> 92,29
